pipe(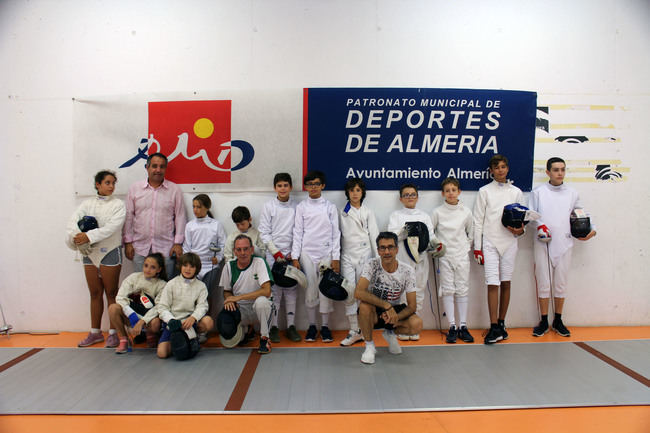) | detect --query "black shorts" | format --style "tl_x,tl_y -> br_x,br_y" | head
374,303 -> 409,330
